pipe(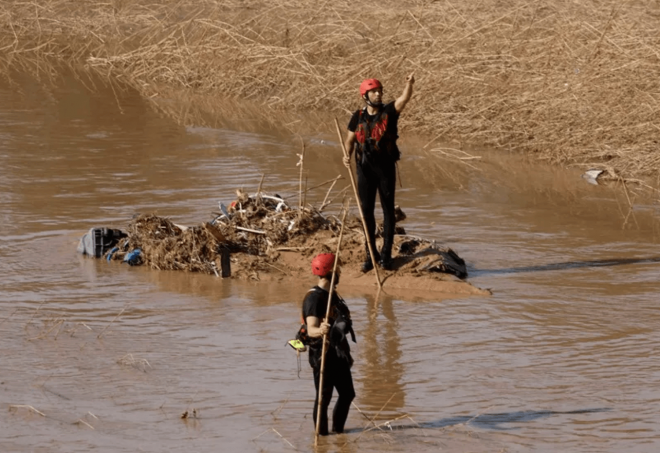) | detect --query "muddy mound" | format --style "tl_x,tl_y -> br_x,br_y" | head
99,191 -> 487,296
